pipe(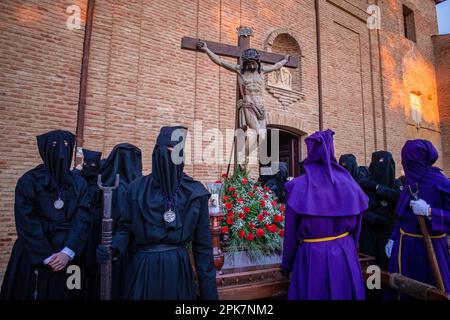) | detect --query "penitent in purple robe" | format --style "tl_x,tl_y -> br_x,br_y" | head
281,130 -> 369,300
387,140 -> 450,294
